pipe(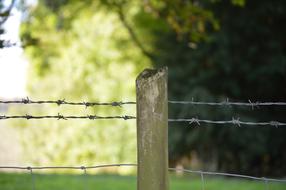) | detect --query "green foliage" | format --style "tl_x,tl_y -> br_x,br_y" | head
17,0 -> 150,167
18,0 -> 286,176
0,0 -> 17,48
143,0 -> 219,42
231,0 -> 246,6
148,0 -> 286,176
